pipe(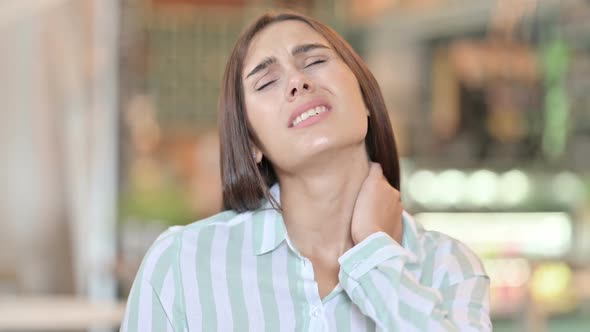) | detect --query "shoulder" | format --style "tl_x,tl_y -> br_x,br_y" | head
138,209 -> 249,283
407,214 -> 487,285
154,209 -> 250,244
